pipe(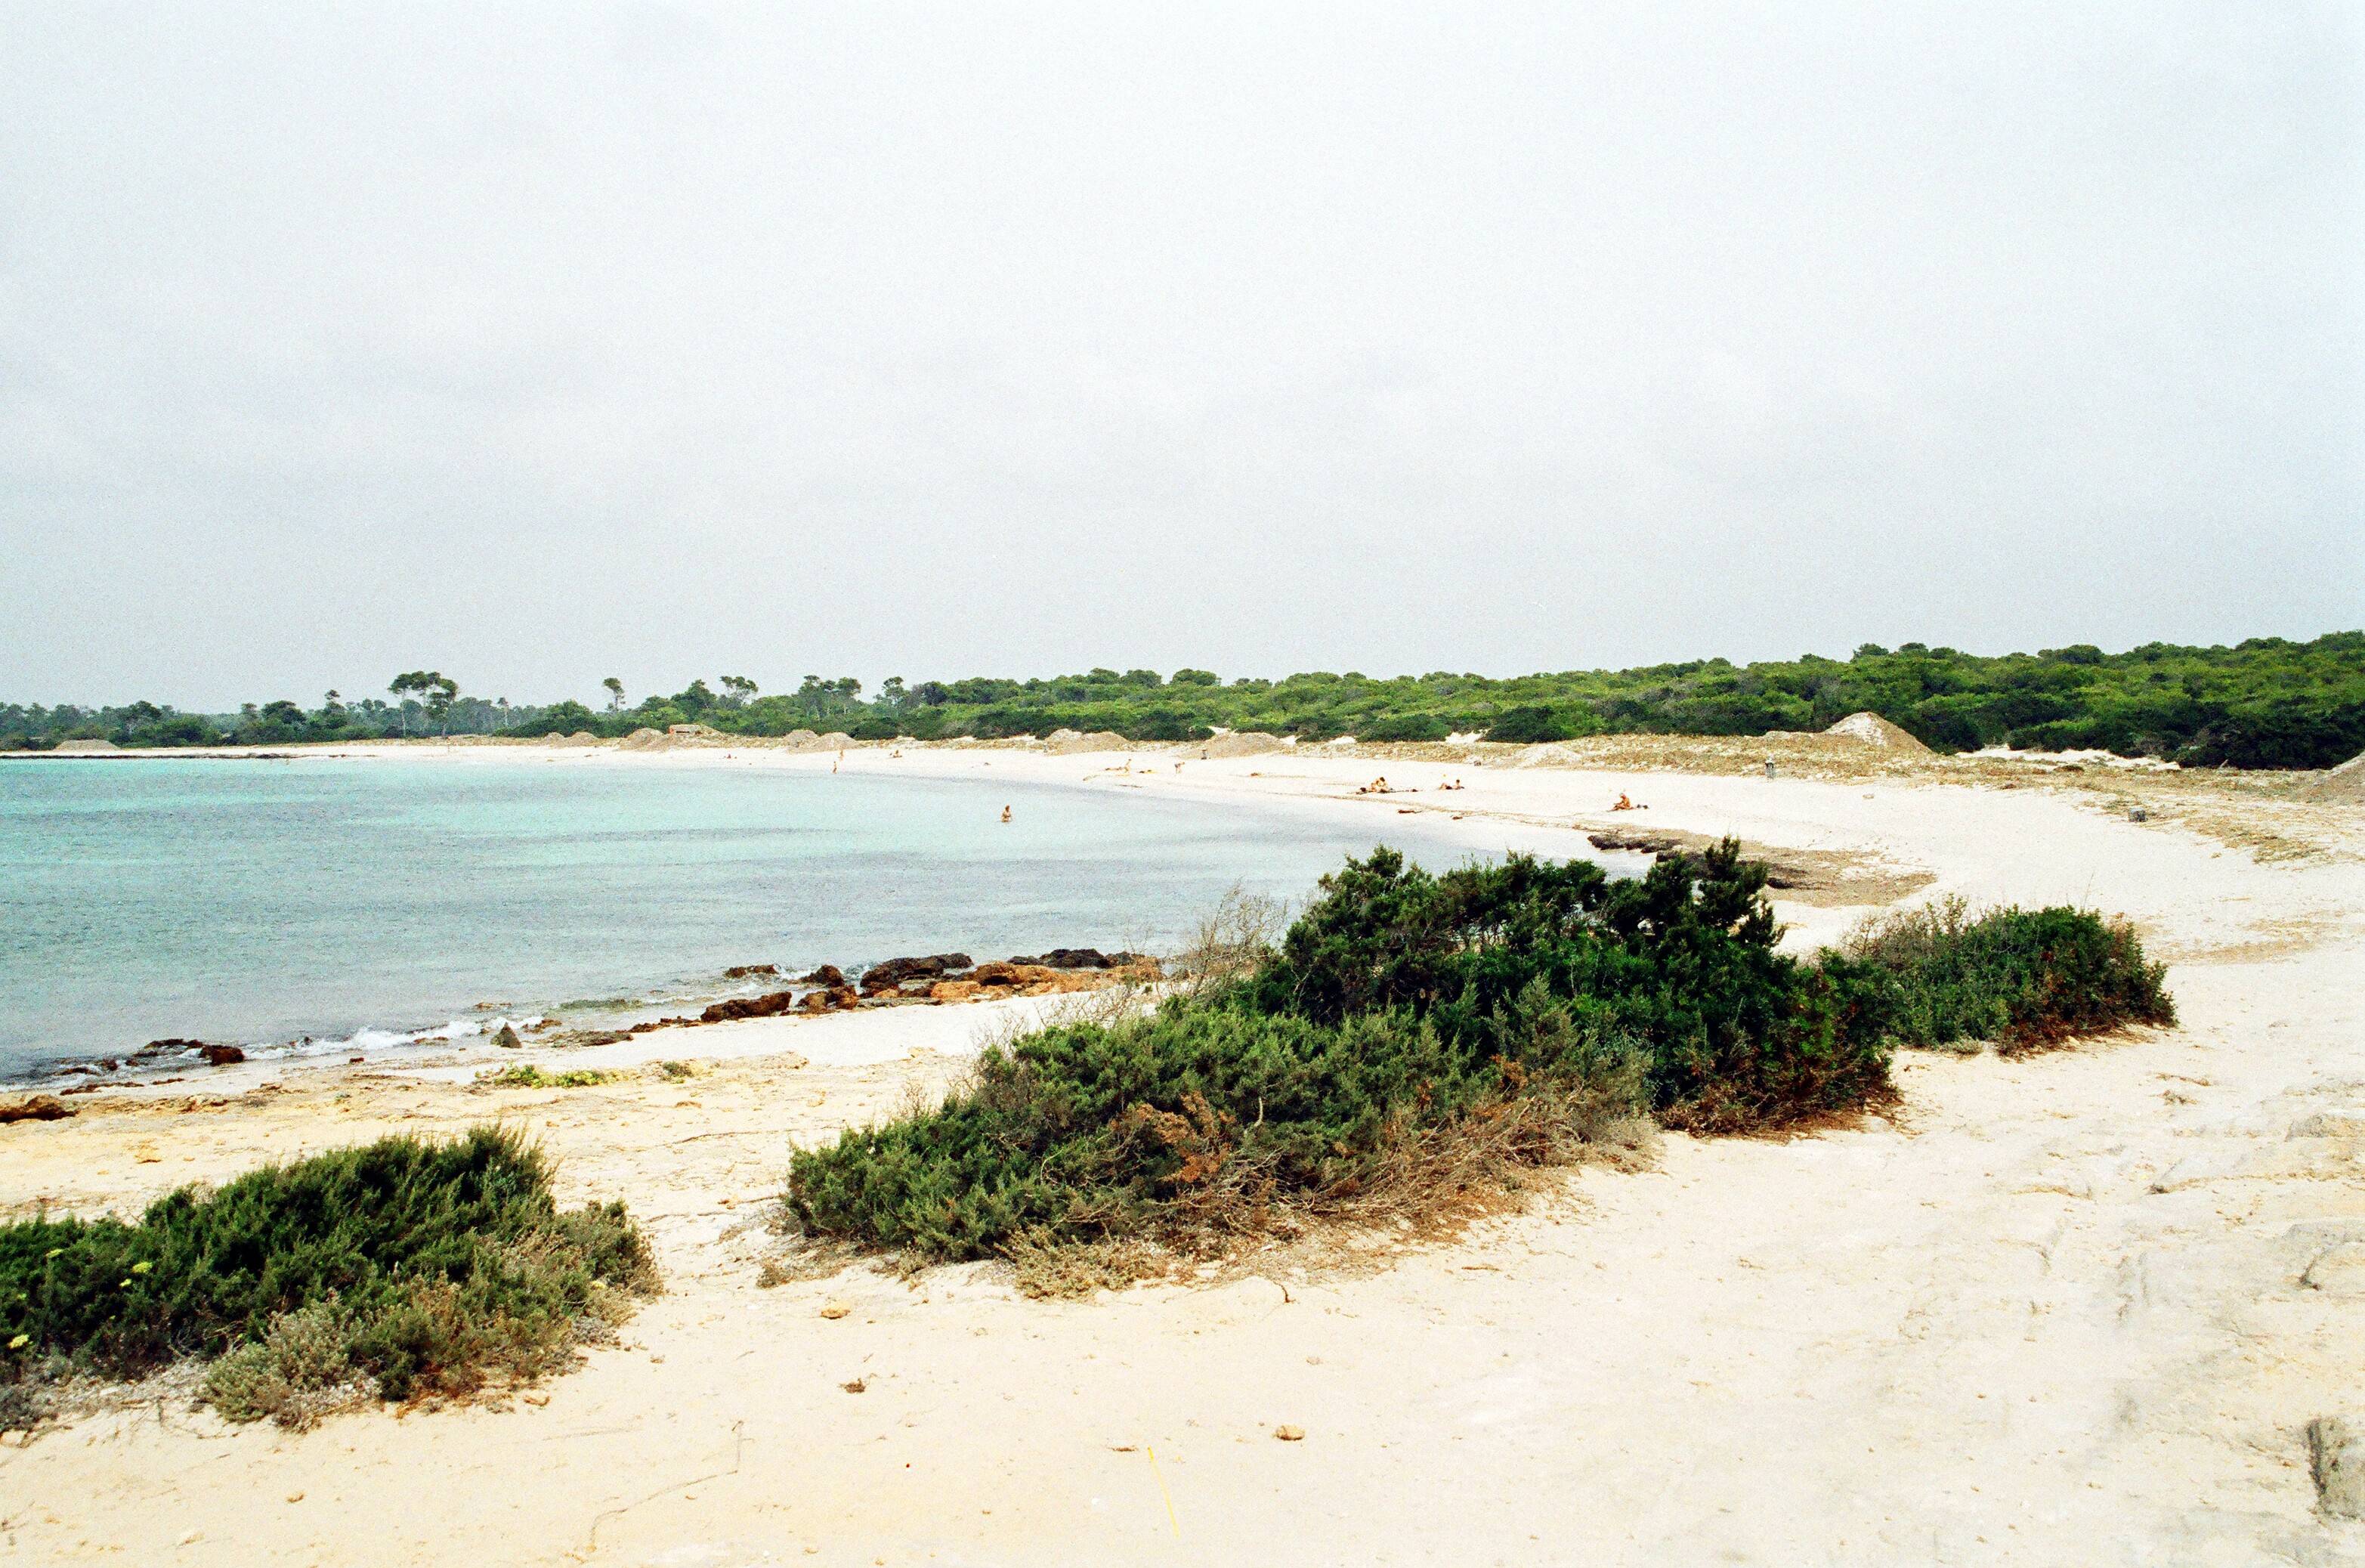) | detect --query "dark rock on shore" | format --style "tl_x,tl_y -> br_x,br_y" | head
799,964 -> 847,987
700,991 -> 799,1024
1,1095 -> 76,1124
197,1043 -> 246,1066
138,1038 -> 206,1059
798,986 -> 861,1013
722,963 -> 778,979
1009,948 -> 1116,970
859,954 -> 974,990
1586,830 -> 1687,856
